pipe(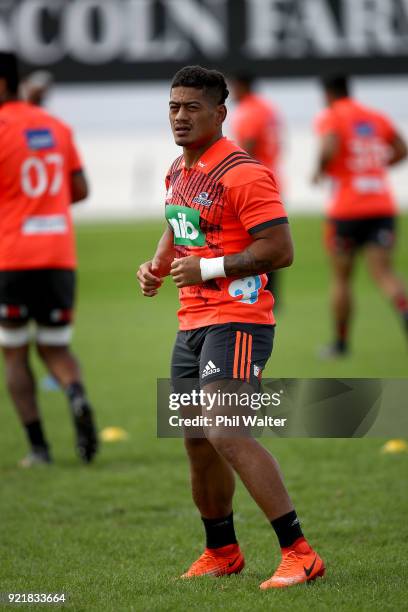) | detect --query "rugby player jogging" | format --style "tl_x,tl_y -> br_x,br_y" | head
138,66 -> 324,589
313,75 -> 408,358
0,53 -> 98,466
